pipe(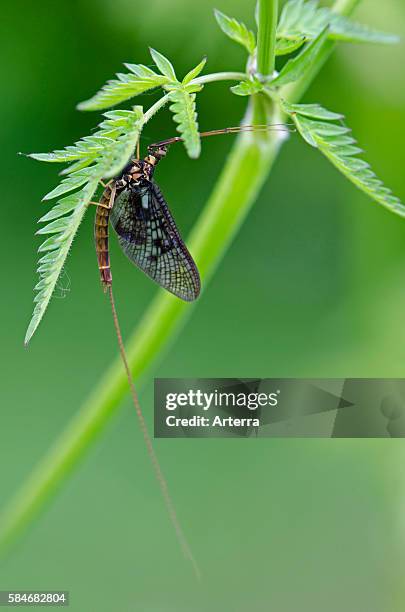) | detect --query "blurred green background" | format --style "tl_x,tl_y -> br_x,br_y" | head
1,0 -> 405,610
